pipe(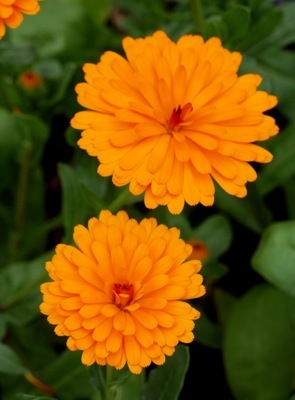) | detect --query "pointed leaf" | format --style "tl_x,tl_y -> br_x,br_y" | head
0,343 -> 27,375
142,345 -> 189,400
252,220 -> 295,297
